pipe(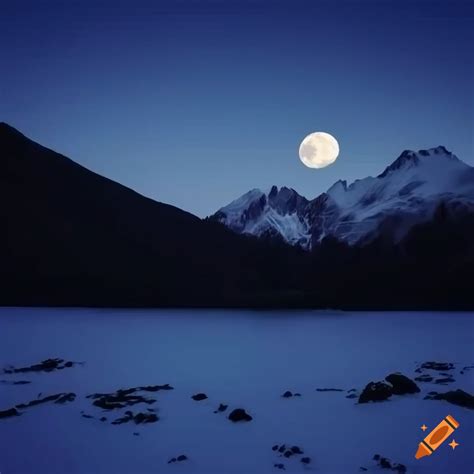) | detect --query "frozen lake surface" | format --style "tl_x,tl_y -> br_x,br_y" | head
0,308 -> 473,473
